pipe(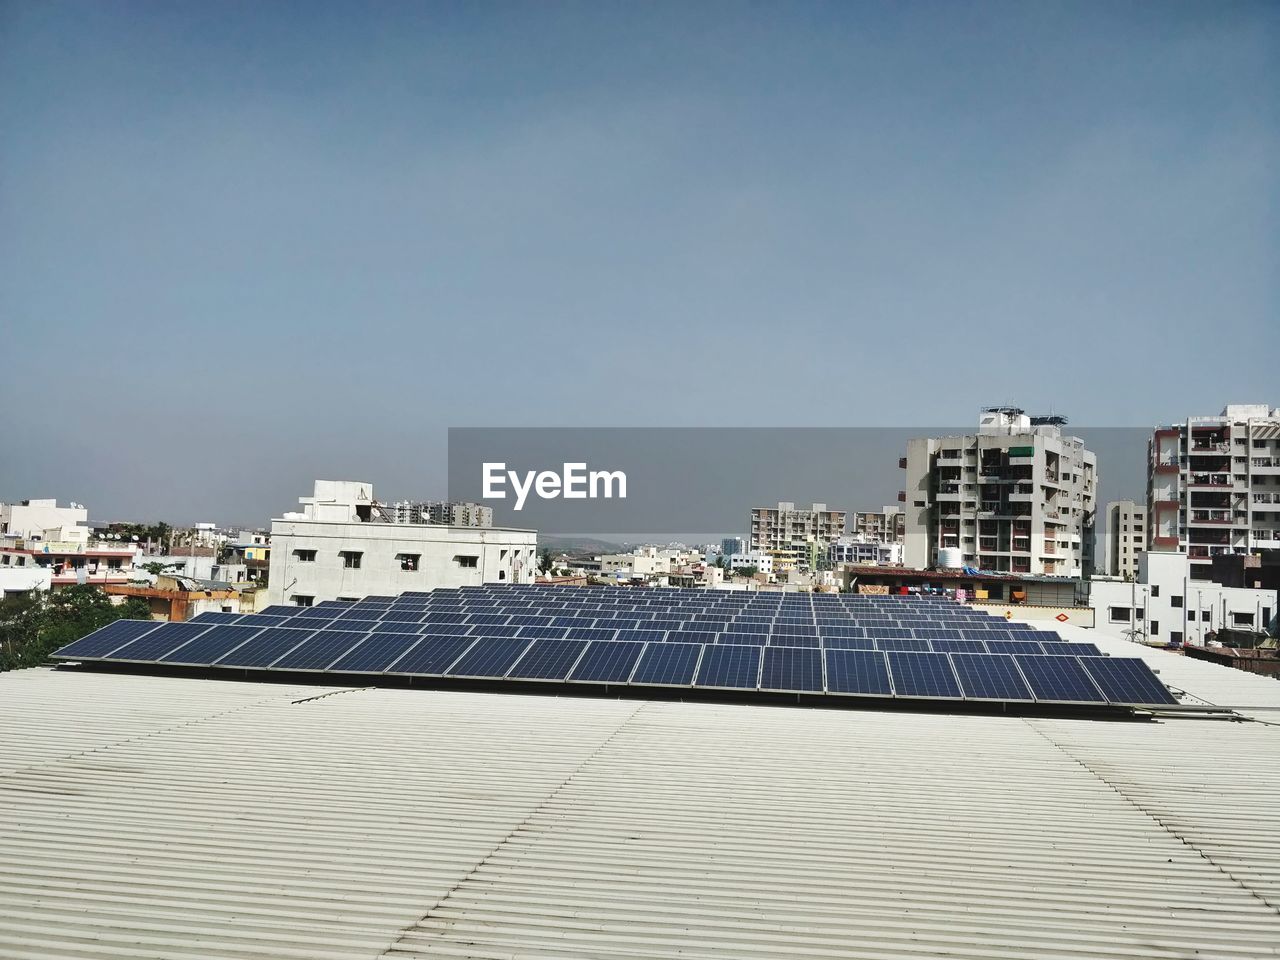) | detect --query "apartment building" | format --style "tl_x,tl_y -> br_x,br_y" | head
851,507 -> 905,544
268,481 -> 536,605
1103,499 -> 1146,580
902,408 -> 1097,577
828,537 -> 904,566
391,500 -> 494,527
748,502 -> 847,573
1147,404 -> 1280,579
